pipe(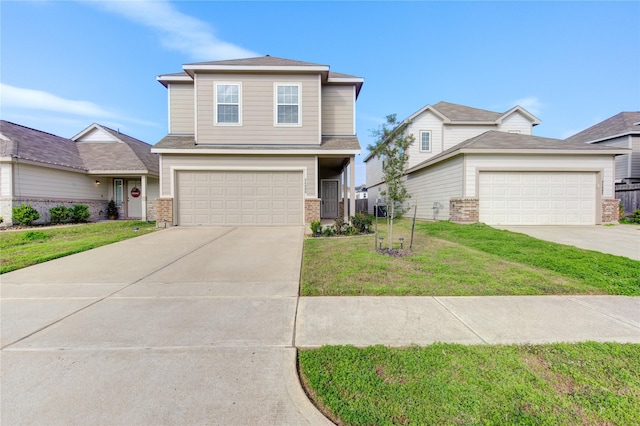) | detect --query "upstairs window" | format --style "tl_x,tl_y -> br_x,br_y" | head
420,130 -> 431,152
275,83 -> 300,125
215,83 -> 241,125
